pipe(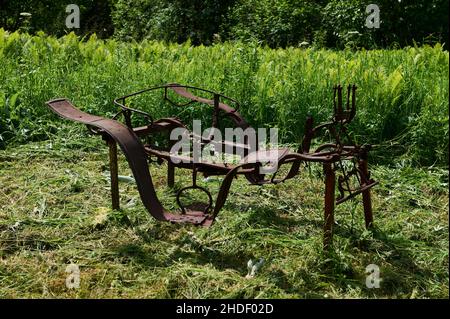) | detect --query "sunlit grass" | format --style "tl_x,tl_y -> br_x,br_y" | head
0,135 -> 447,298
